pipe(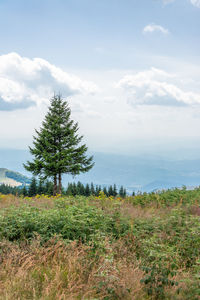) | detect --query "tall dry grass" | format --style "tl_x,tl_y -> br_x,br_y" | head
0,237 -> 145,300
0,194 -> 57,210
